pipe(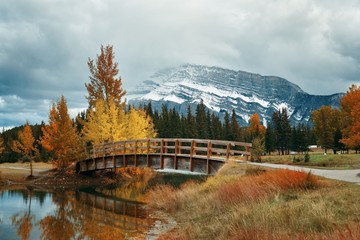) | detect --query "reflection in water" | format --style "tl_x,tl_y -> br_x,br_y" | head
0,172 -> 206,239
11,191 -> 33,240
0,187 -> 155,240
